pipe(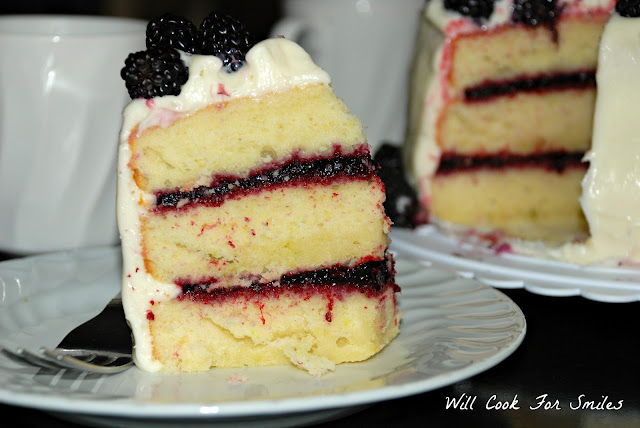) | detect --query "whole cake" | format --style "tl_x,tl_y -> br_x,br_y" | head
117,12 -> 401,376
405,0 -> 615,242
551,0 -> 640,264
